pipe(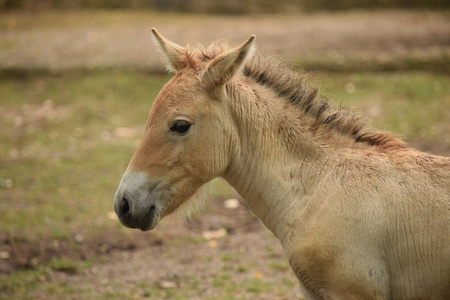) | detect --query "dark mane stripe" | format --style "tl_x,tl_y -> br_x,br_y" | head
186,42 -> 404,148
241,49 -> 404,148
